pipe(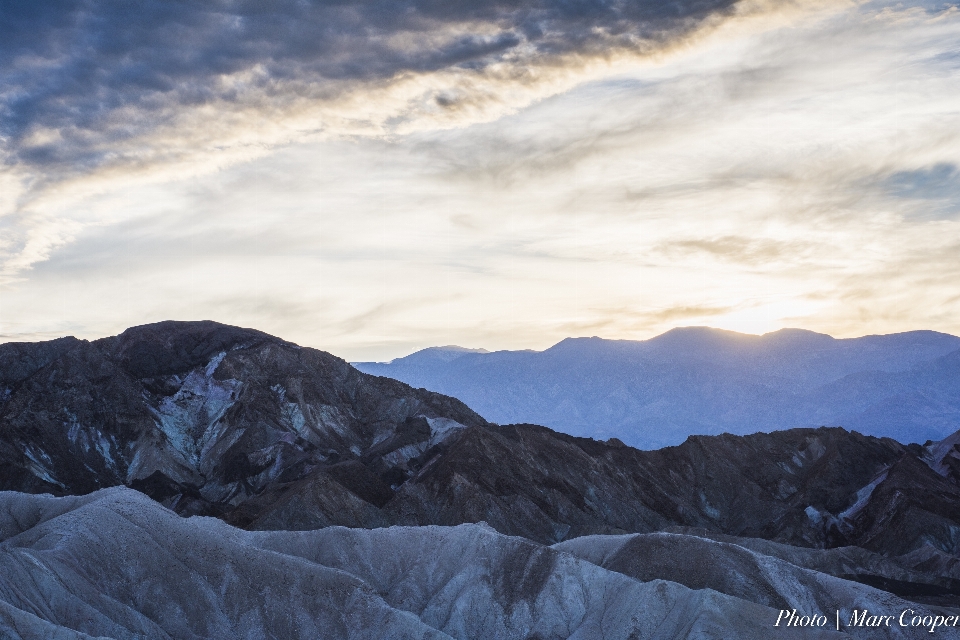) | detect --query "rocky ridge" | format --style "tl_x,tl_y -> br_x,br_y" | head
0,488 -> 900,639
0,321 -> 487,519
4,321 -> 960,631
3,323 -> 960,562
